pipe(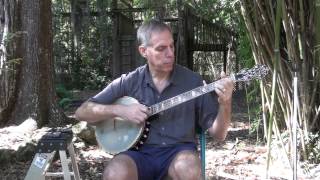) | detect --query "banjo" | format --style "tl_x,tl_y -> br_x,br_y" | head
94,65 -> 269,154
